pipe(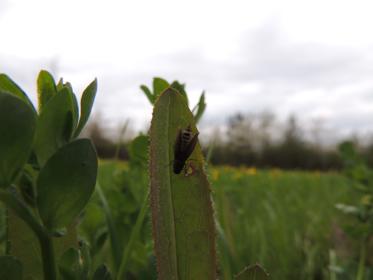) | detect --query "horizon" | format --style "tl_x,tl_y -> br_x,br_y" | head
1,0 -> 373,140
